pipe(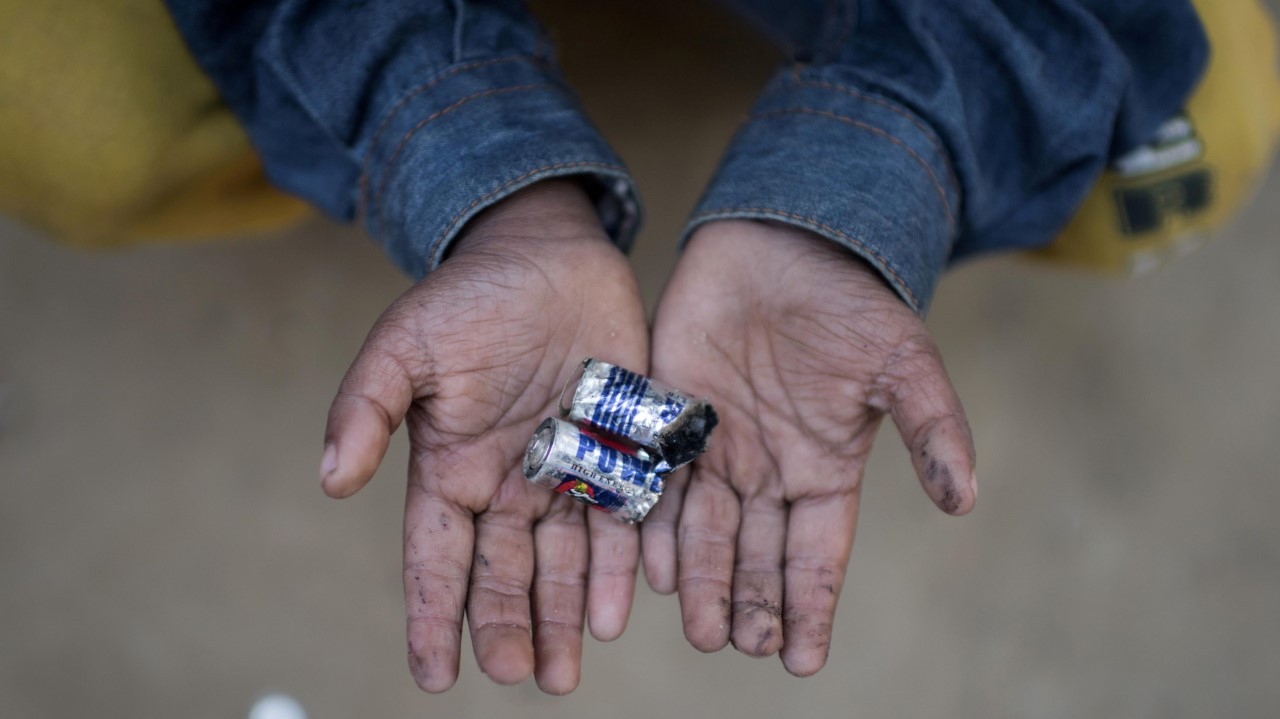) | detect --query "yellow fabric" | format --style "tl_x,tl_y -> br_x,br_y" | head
1037,0 -> 1280,273
0,0 -> 308,248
